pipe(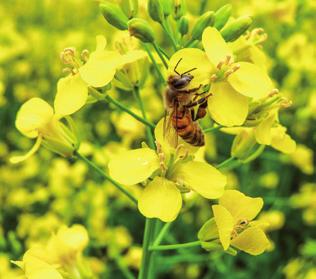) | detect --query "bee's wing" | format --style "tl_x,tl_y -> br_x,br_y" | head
163,108 -> 179,148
